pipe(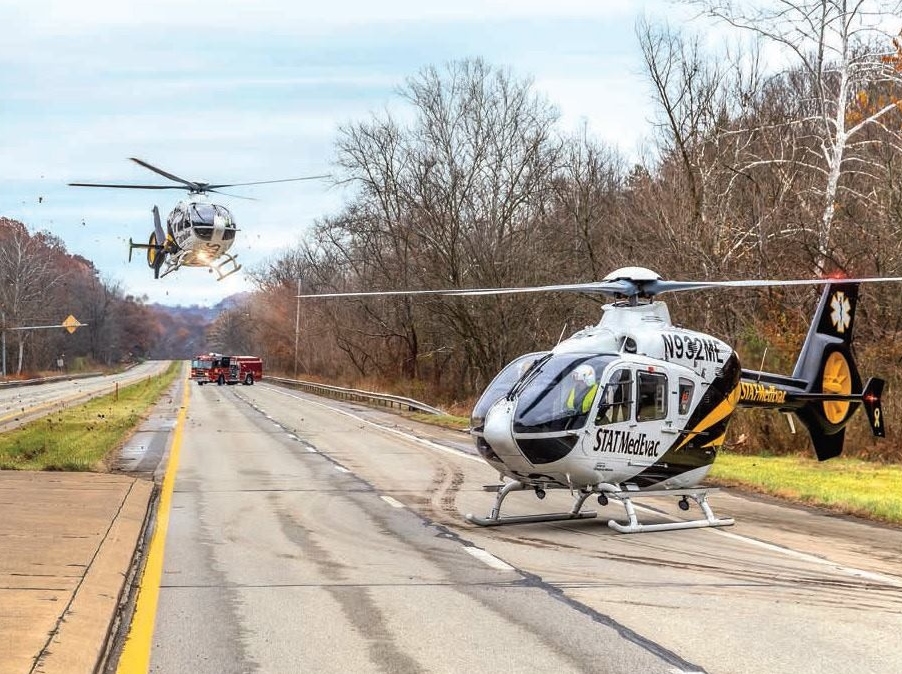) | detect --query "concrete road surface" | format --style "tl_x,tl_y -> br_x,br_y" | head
5,372 -> 901,674
122,381 -> 902,674
0,366 -> 181,674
